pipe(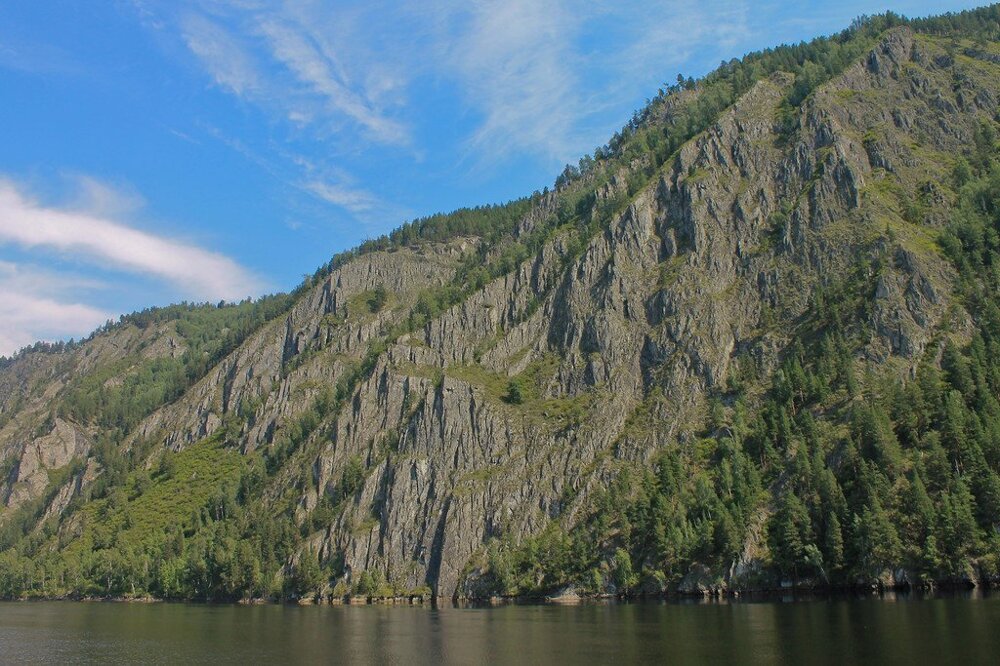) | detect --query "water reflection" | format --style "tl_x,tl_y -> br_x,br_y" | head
0,593 -> 997,664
